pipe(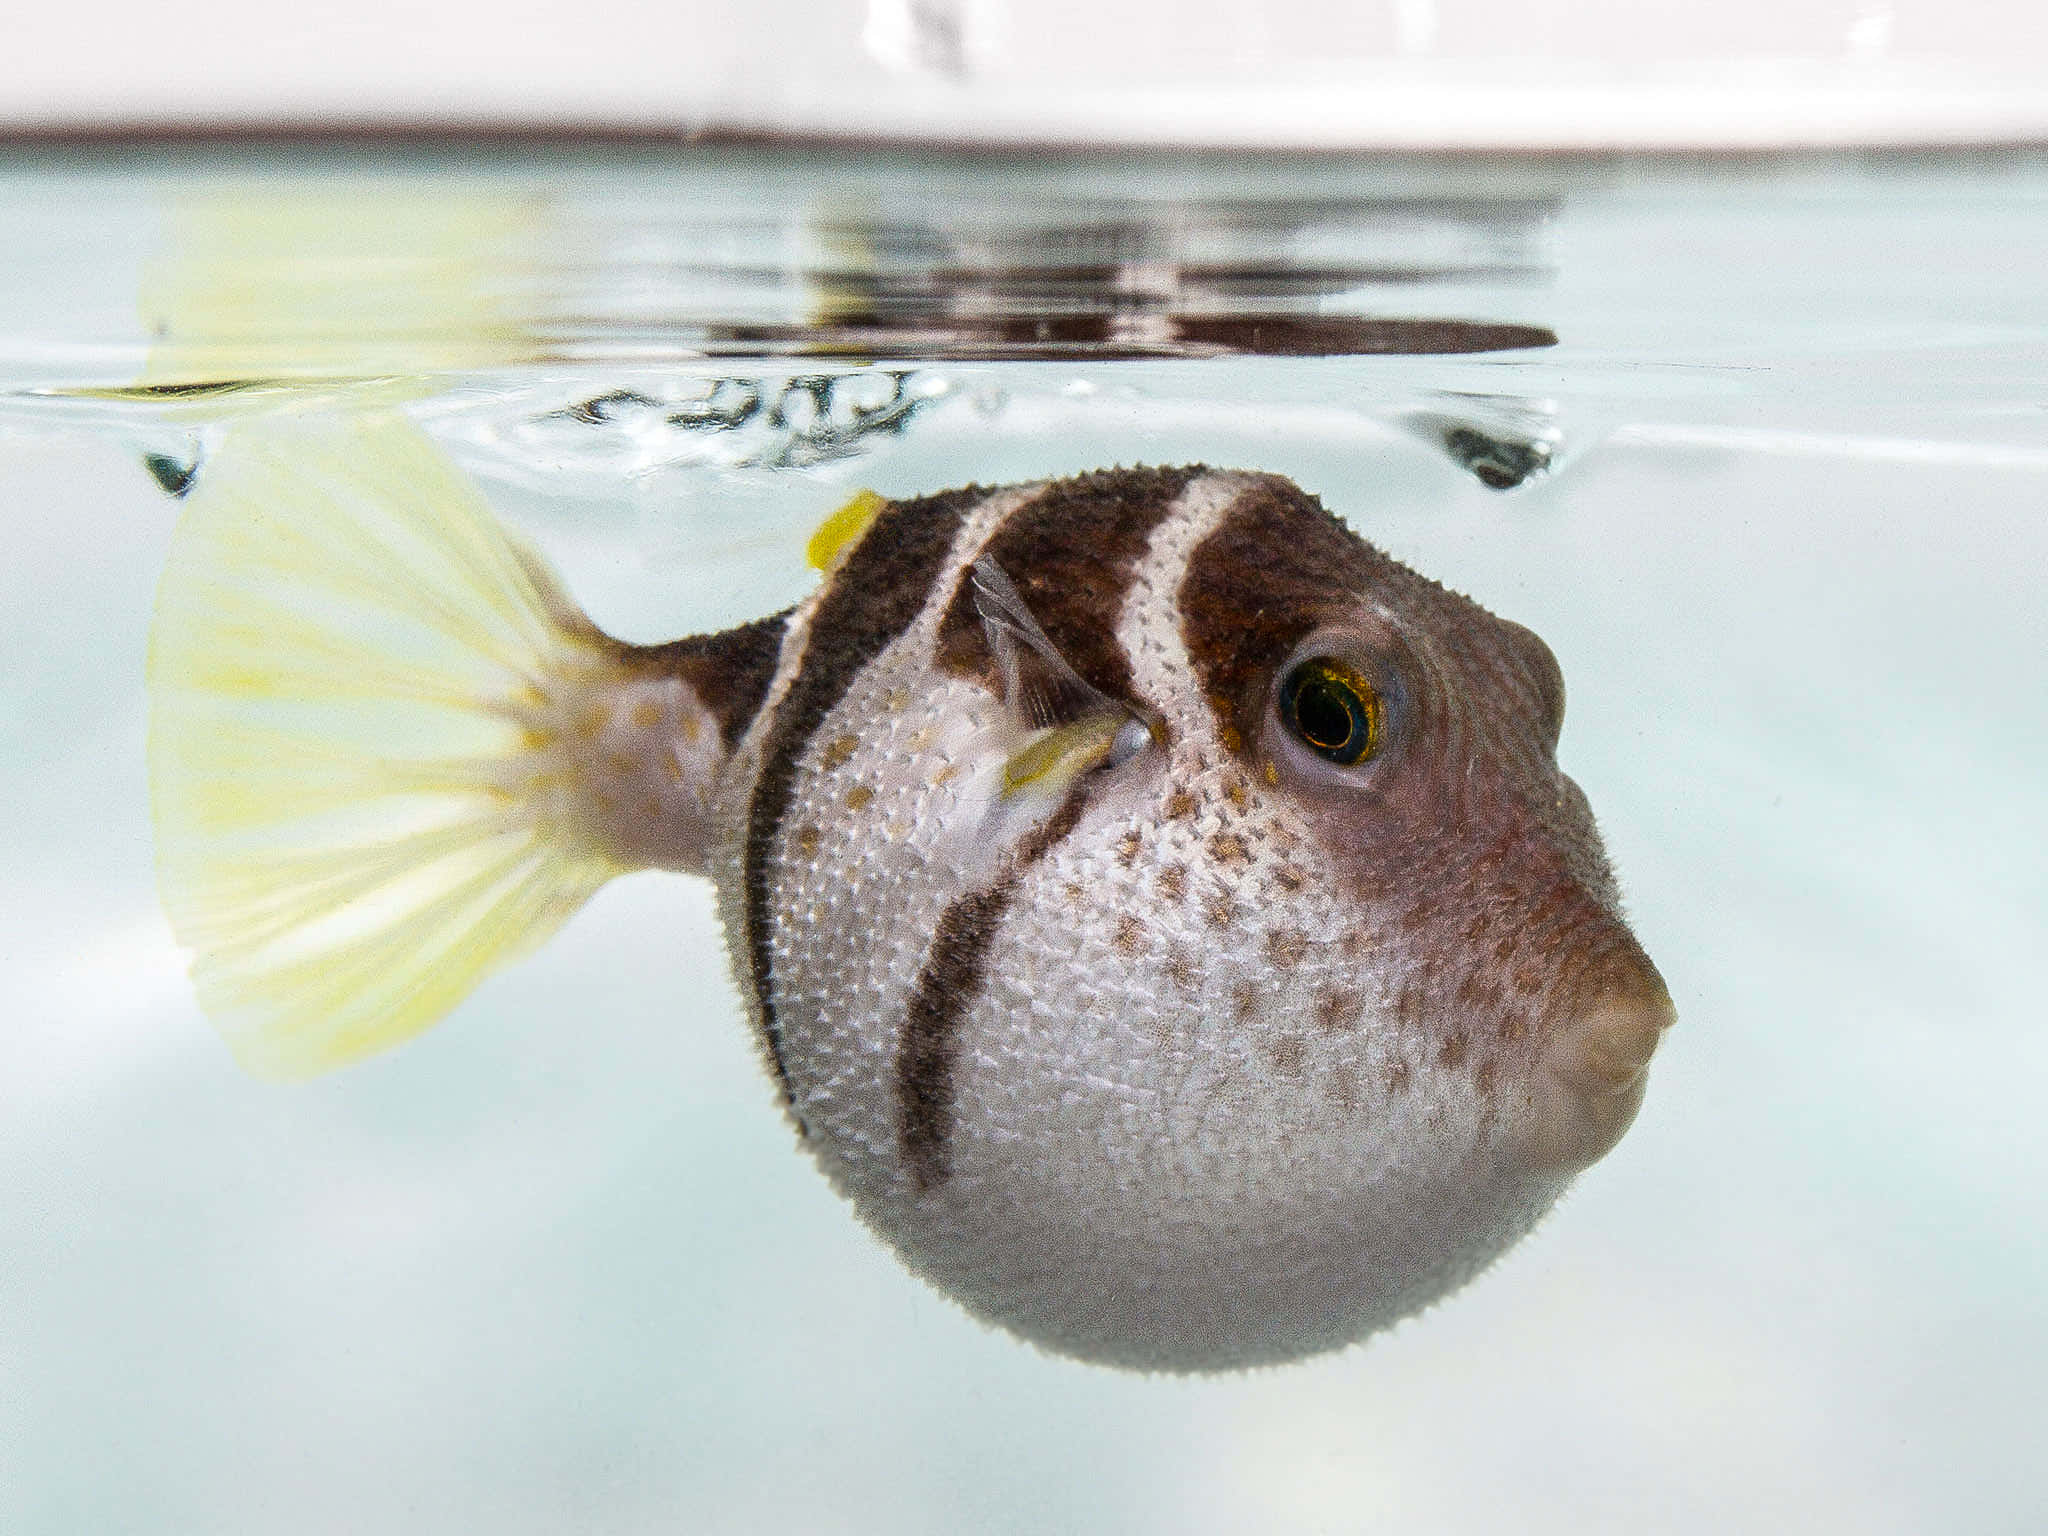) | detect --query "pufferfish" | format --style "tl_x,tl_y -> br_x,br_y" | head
146,409 -> 1673,1372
